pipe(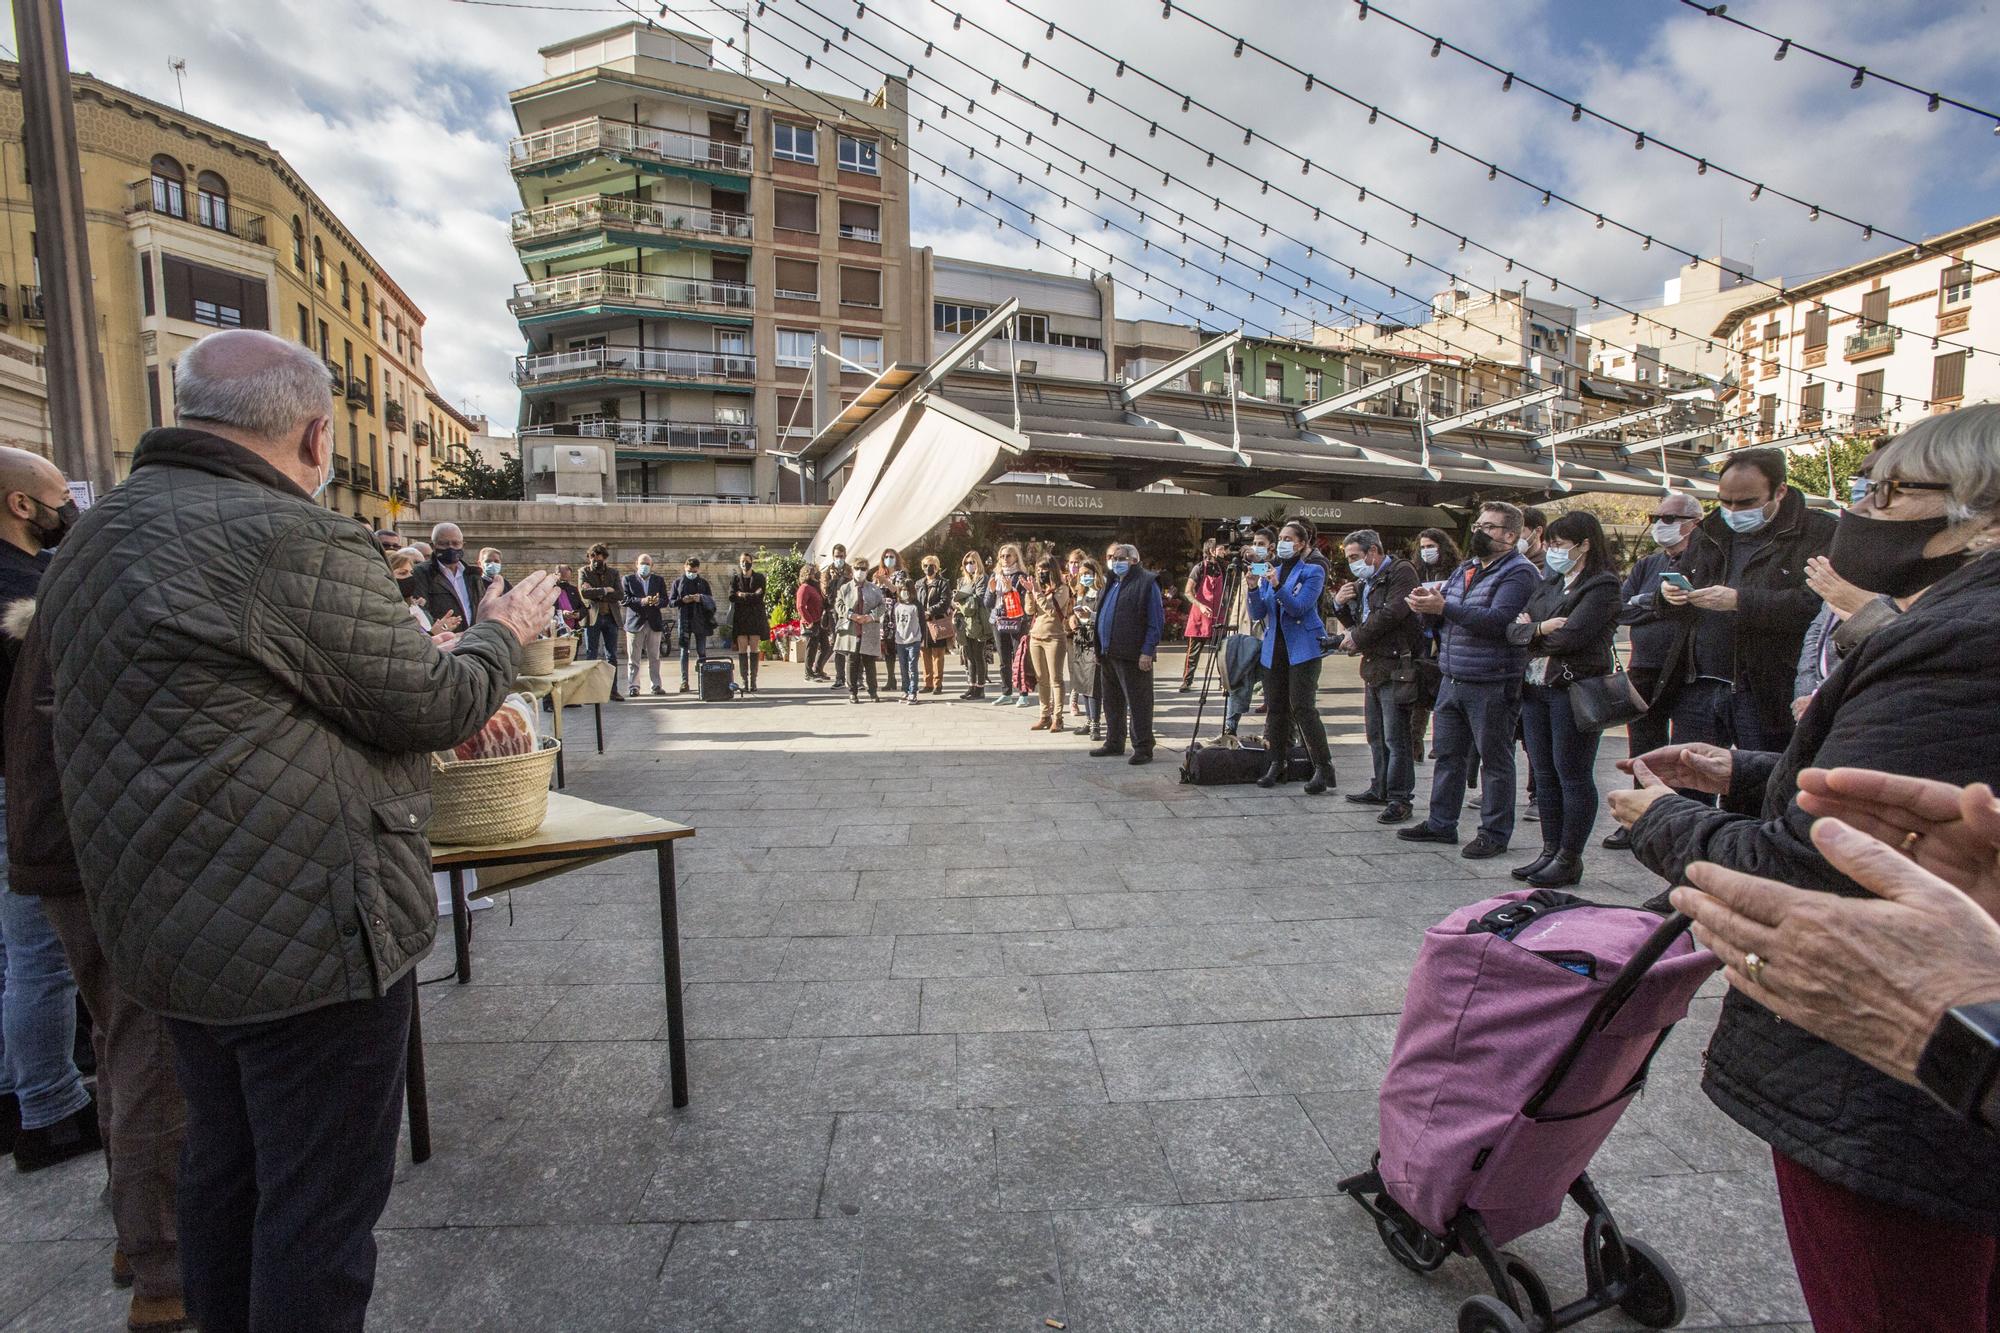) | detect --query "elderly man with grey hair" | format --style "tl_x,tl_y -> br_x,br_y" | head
40,329 -> 558,1332
1603,489 -> 1705,847
405,518 -> 485,634
1091,541 -> 1164,764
